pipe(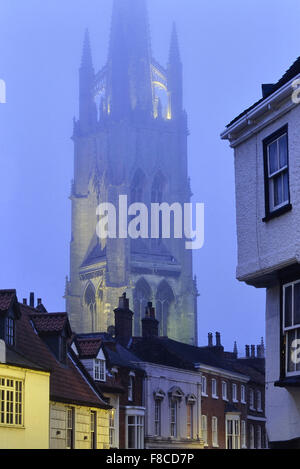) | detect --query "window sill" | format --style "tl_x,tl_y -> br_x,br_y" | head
262,203 -> 292,222
202,393 -> 208,397
212,395 -> 219,400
